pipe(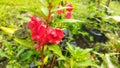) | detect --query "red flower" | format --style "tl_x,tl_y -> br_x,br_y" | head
28,16 -> 64,50
47,28 -> 64,44
28,16 -> 47,45
37,27 -> 47,46
31,25 -> 47,45
66,4 -> 73,12
28,16 -> 43,33
31,24 -> 47,50
56,5 -> 64,15
65,11 -> 72,19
